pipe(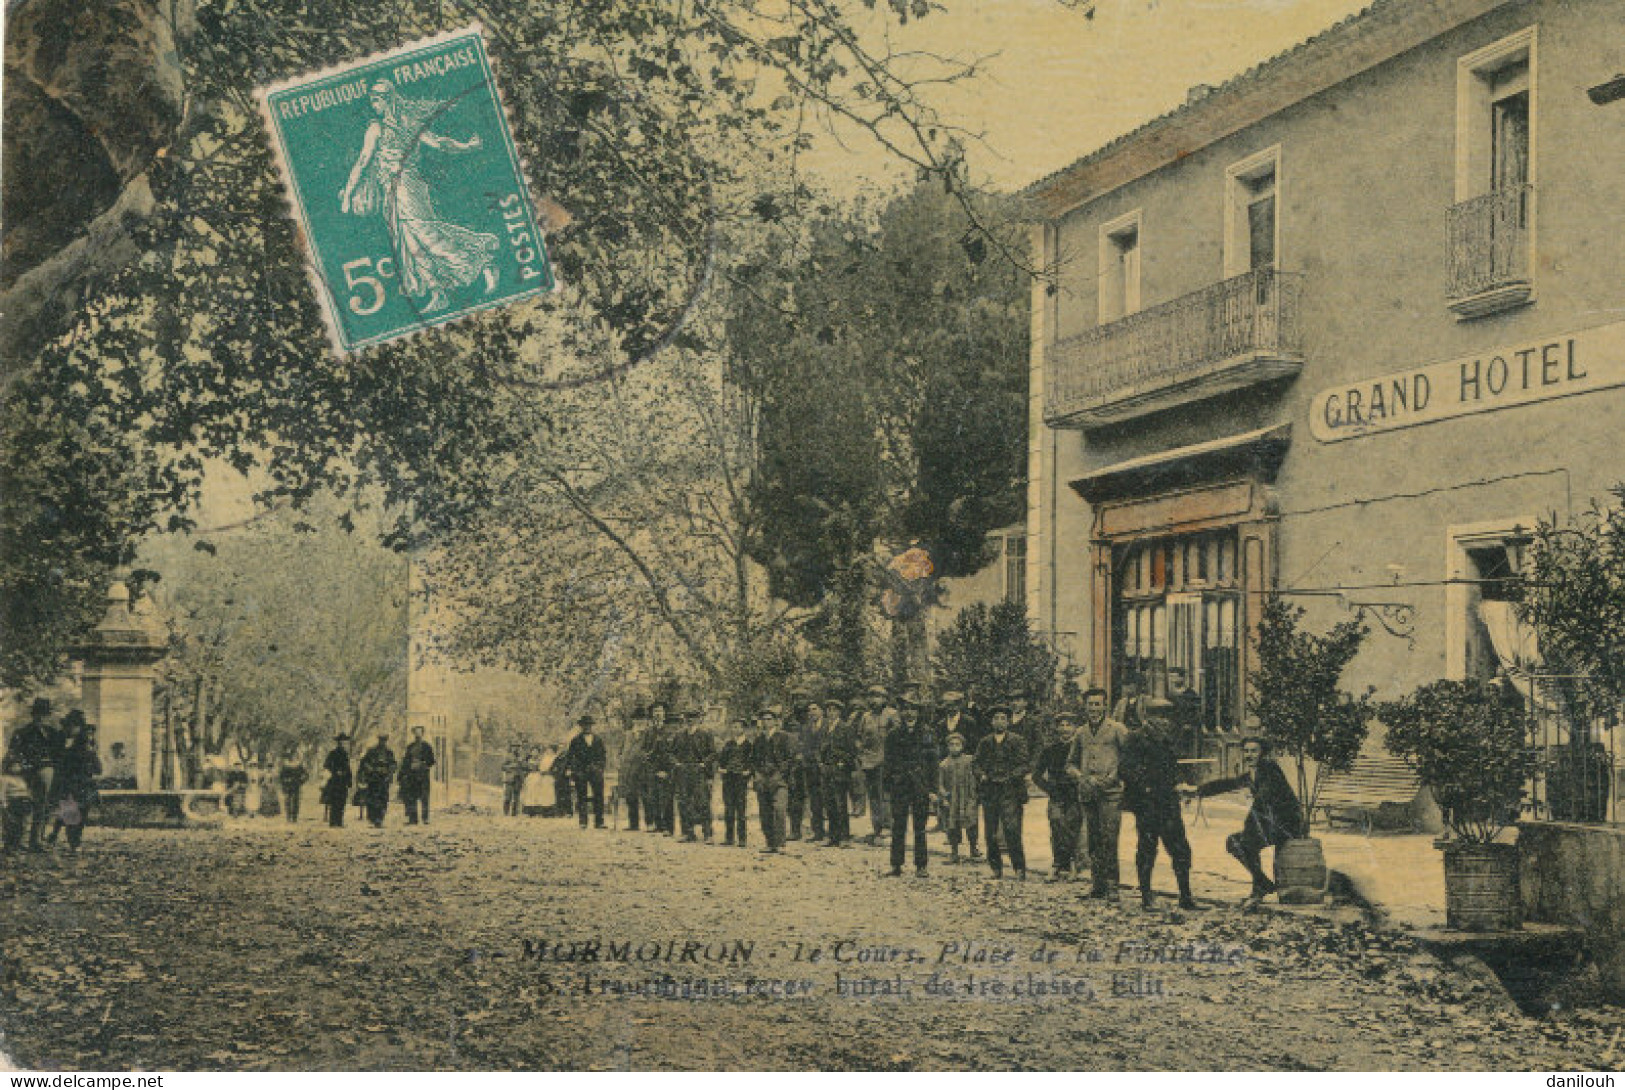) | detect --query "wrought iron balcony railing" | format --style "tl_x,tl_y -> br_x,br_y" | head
1446,185 -> 1534,318
1045,267 -> 1304,428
